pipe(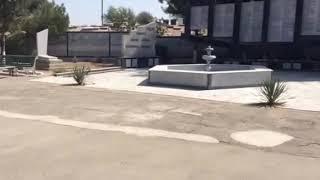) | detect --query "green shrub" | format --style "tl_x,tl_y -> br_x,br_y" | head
72,65 -> 90,85
259,79 -> 287,107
